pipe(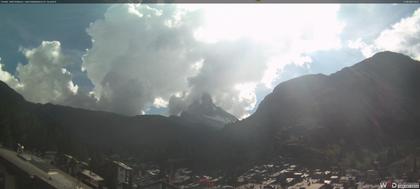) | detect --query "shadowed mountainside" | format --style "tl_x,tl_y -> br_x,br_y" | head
222,51 -> 420,168
1,51 -> 420,171
181,93 -> 238,129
